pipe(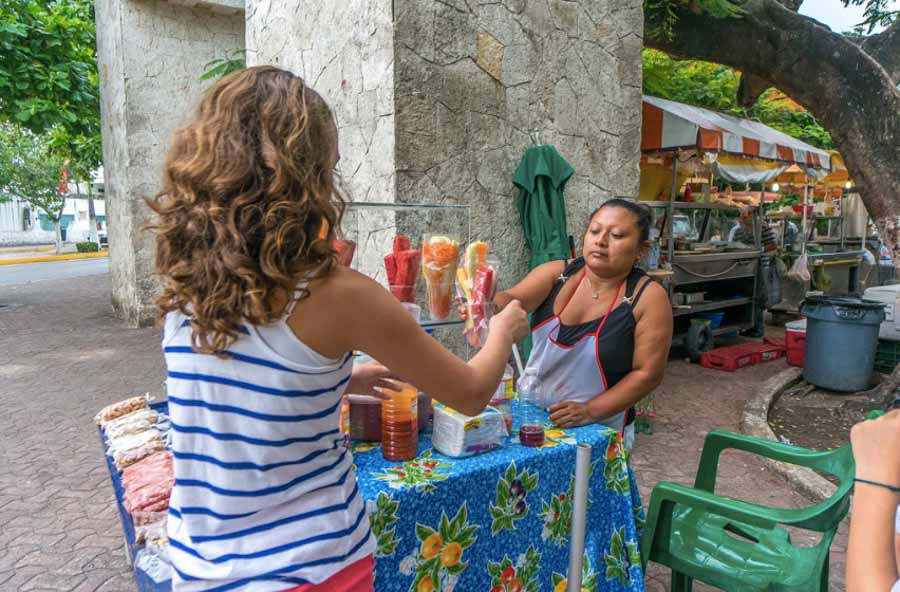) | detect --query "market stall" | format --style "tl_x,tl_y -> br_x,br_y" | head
639,96 -> 832,356
98,401 -> 644,592
766,153 -> 867,306
95,202 -> 646,592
